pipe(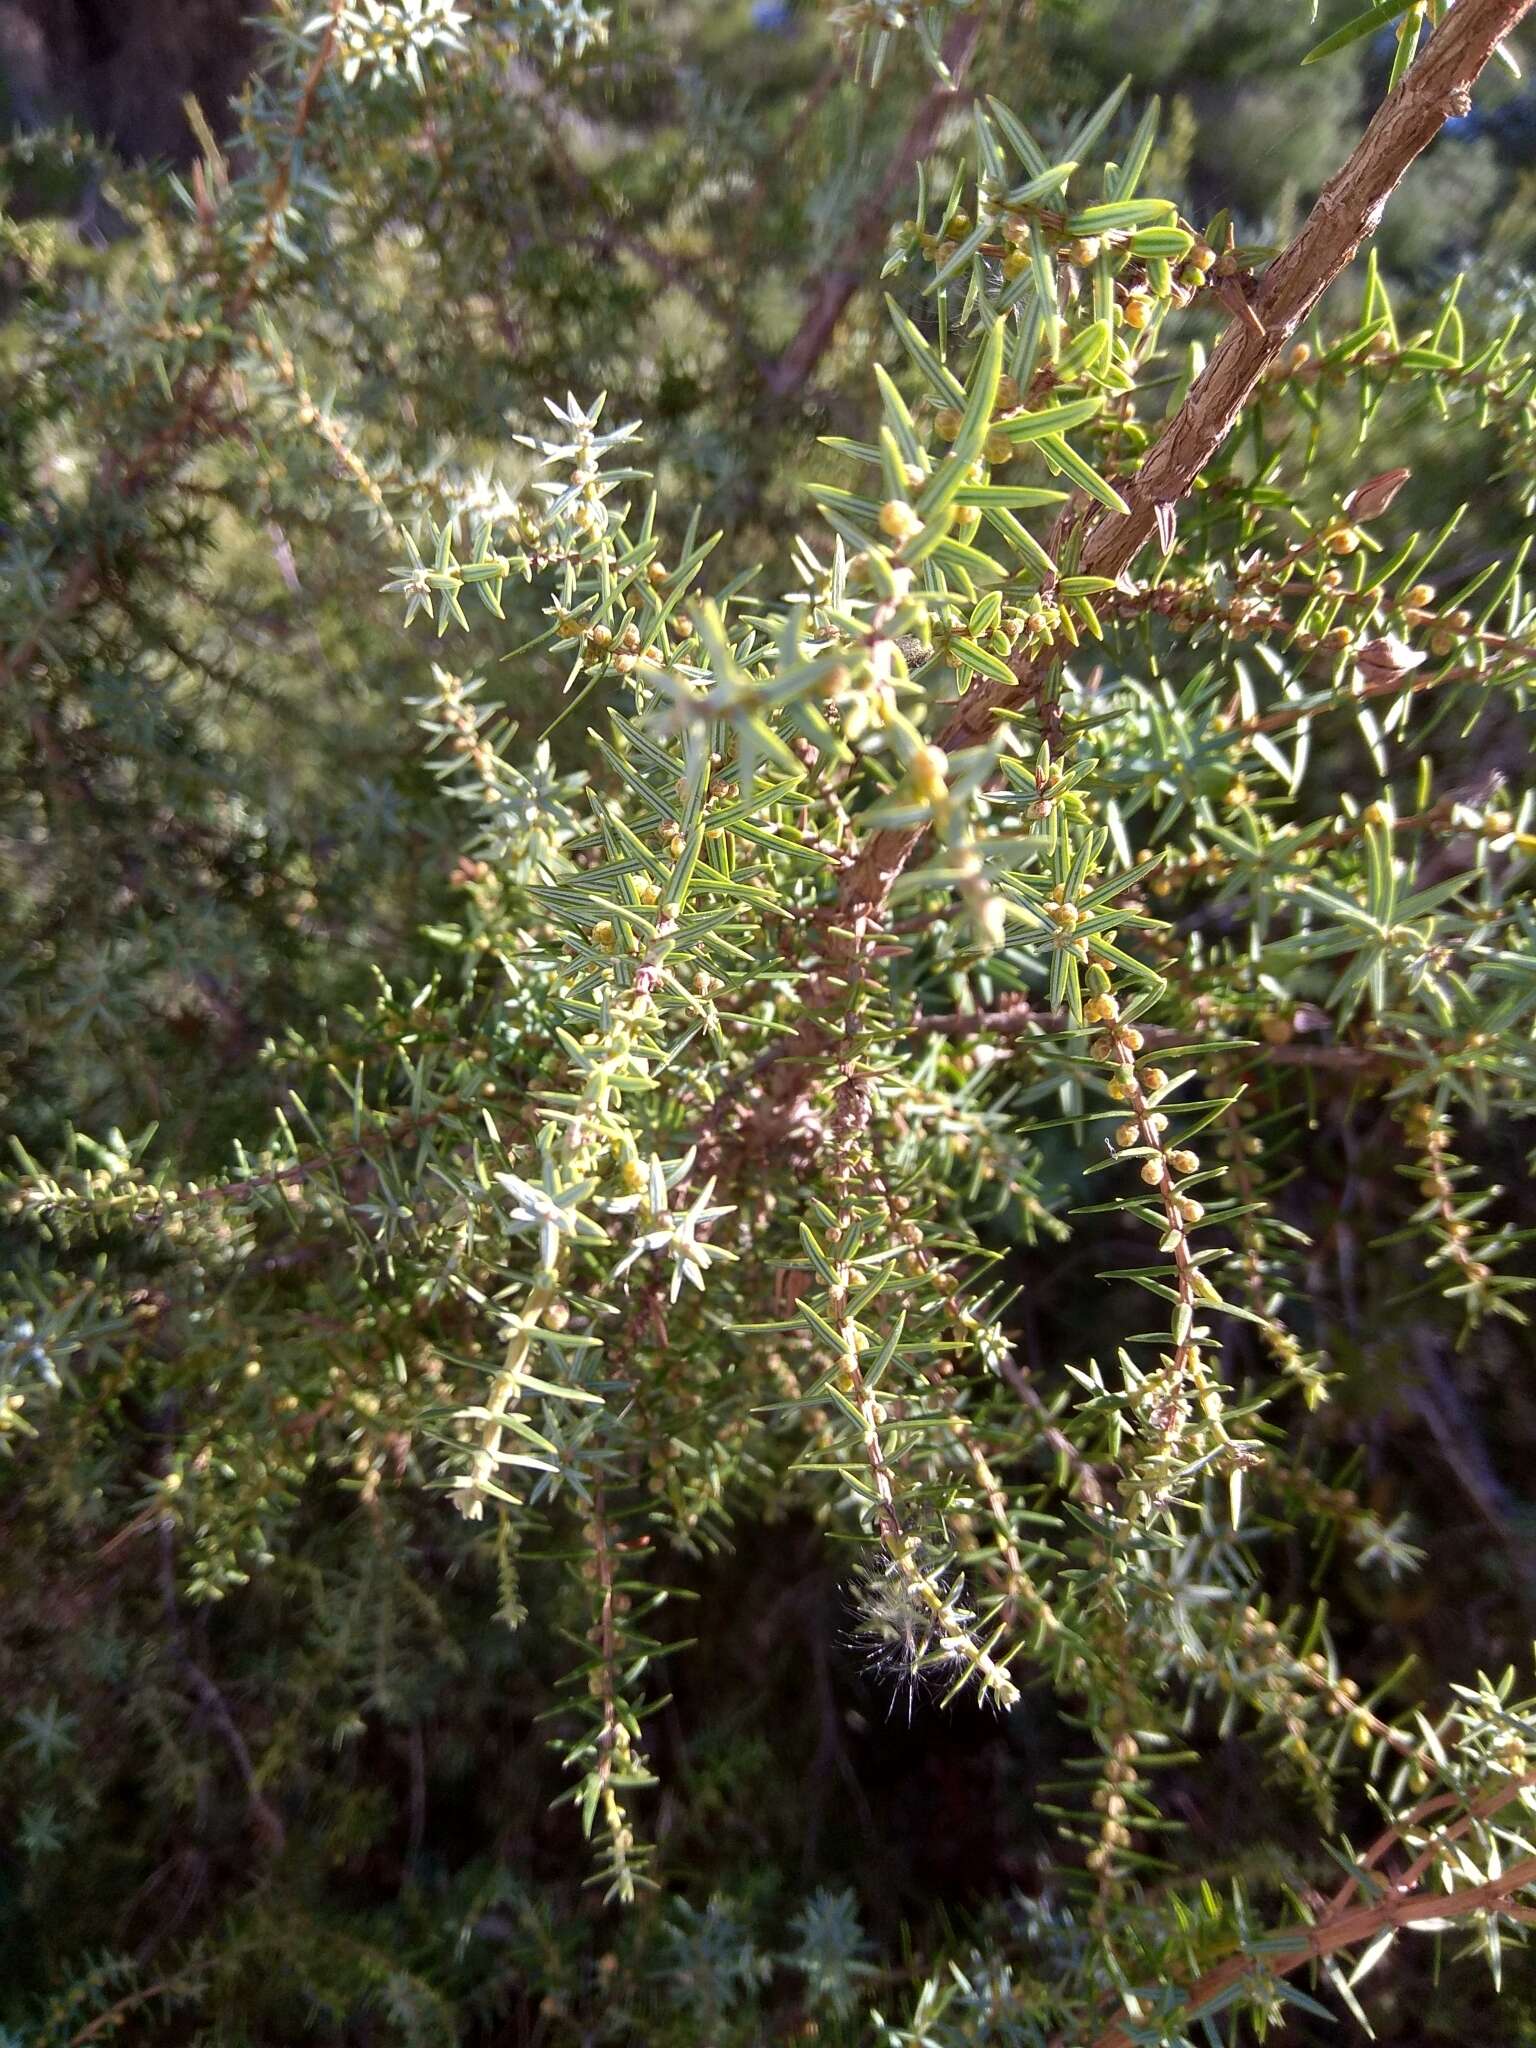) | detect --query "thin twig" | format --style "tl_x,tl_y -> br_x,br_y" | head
158,1520 -> 286,1850
1075,0 -> 1536,580
906,1003 -> 1402,1071
1088,1774 -> 1536,2048
763,14 -> 984,400
63,1978 -> 188,2048
821,0 -> 1533,962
